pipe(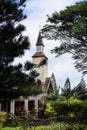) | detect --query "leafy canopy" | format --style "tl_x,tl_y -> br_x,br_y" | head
42,1 -> 87,75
